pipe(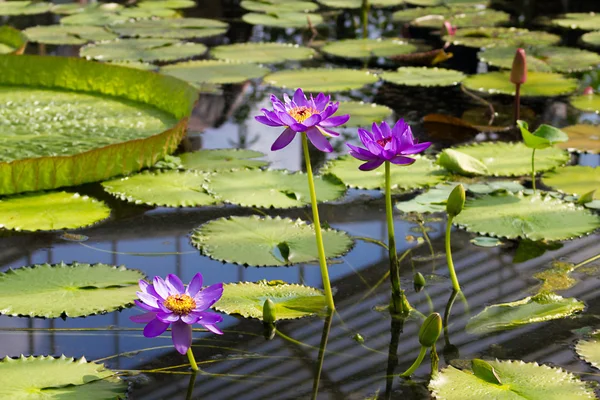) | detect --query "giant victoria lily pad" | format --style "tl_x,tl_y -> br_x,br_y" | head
0,54 -> 196,195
